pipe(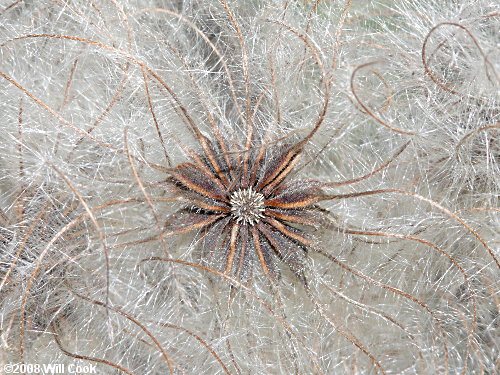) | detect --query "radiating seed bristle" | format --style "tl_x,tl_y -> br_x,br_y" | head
230,187 -> 266,226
